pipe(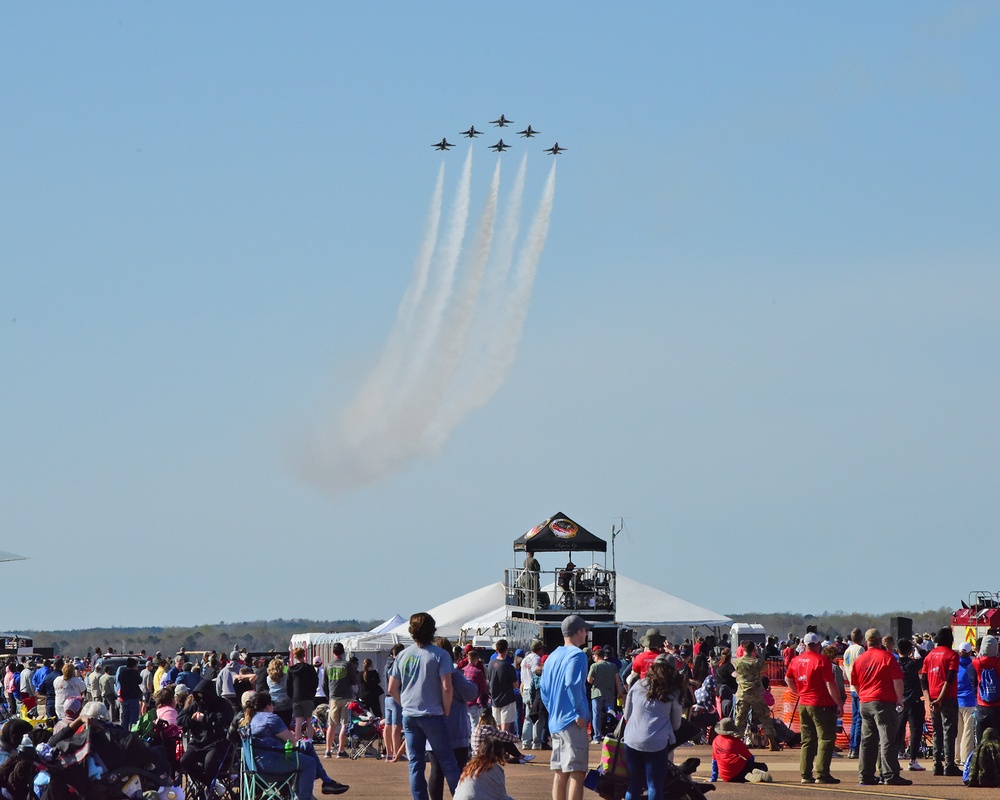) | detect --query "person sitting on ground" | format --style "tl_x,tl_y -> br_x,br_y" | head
453,738 -> 515,800
711,718 -> 769,782
469,708 -> 532,764
242,691 -> 348,796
